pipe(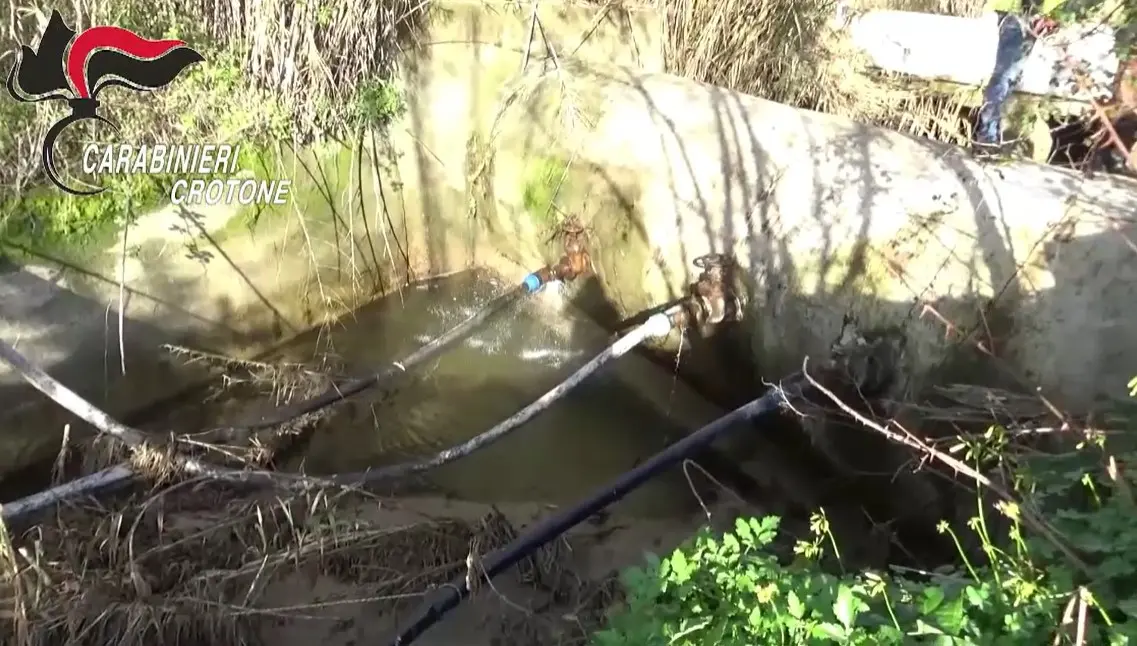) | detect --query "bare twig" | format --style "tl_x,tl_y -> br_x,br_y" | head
681,458 -> 748,520
919,302 -> 1078,433
1106,455 -> 1133,507
522,0 -> 540,73
799,356 -> 1091,575
1075,586 -> 1090,645
52,423 -> 71,485
1053,591 -> 1079,646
